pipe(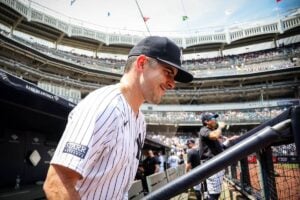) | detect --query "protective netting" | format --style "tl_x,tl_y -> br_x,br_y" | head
221,143 -> 299,200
